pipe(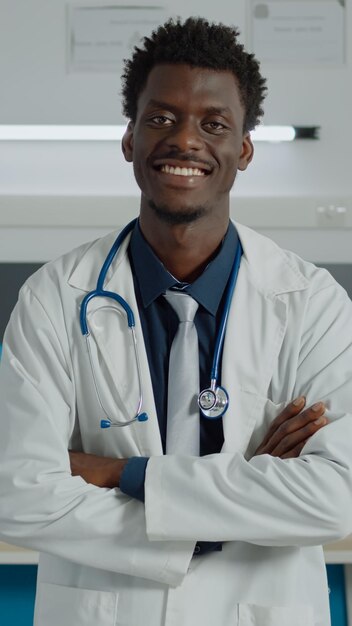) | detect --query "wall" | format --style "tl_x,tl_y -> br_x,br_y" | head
0,0 -> 351,200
